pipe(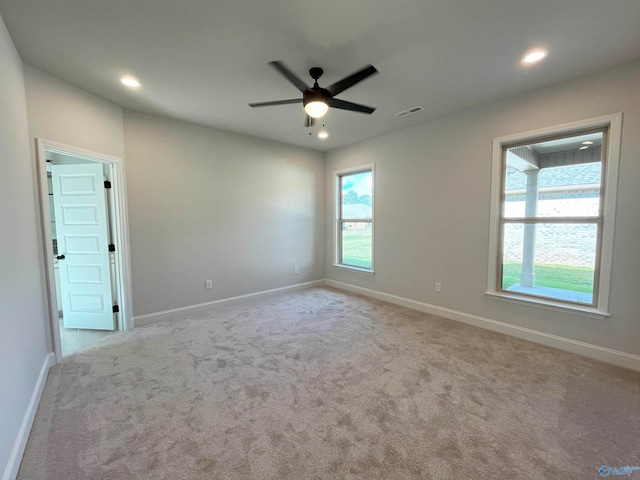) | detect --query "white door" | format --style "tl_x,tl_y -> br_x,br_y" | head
52,163 -> 115,330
